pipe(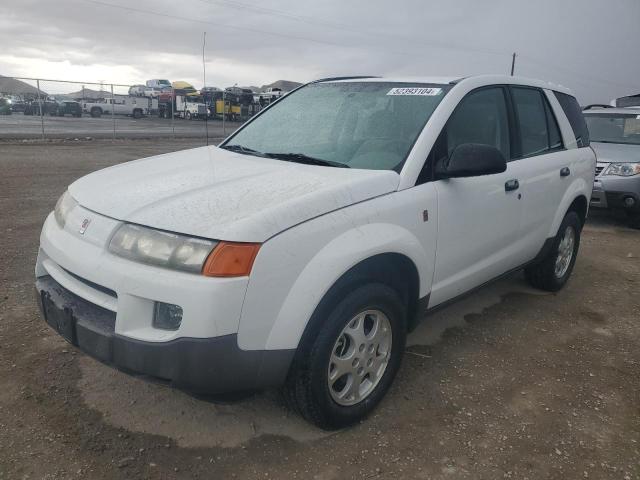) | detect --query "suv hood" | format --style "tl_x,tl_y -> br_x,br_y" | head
69,146 -> 399,242
591,142 -> 640,163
